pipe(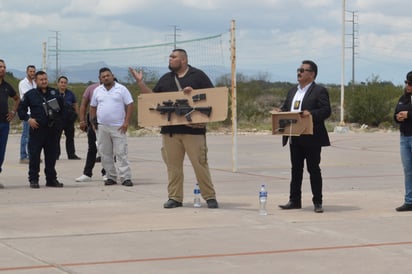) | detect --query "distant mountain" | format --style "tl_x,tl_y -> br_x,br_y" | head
8,69 -> 25,80
50,62 -> 135,83
9,62 -> 230,84
9,62 -> 133,83
58,61 -> 108,83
